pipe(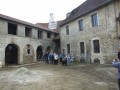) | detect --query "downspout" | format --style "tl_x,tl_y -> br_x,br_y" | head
114,0 -> 120,38
113,0 -> 120,50
113,0 -> 118,37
